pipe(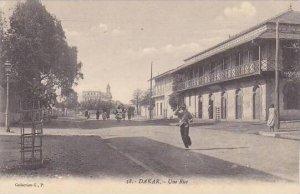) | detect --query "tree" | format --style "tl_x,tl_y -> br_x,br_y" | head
4,0 -> 83,108
0,10 -> 7,82
80,99 -> 114,112
131,88 -> 143,115
281,40 -> 300,81
60,89 -> 79,109
282,40 -> 300,71
139,89 -> 154,107
169,74 -> 184,111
